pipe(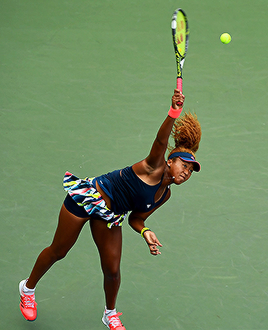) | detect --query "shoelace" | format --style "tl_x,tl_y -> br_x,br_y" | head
21,294 -> 36,308
108,312 -> 124,328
